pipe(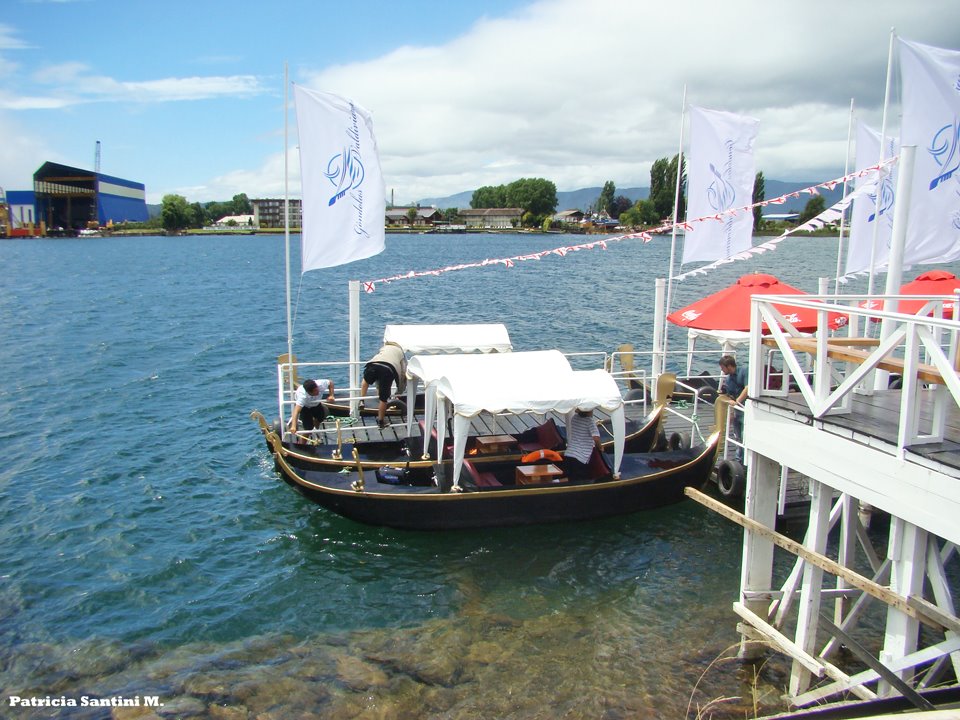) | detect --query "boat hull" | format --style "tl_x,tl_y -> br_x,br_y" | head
266,432 -> 719,530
